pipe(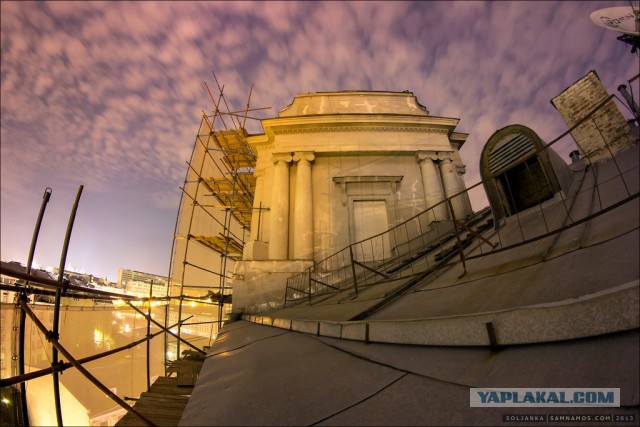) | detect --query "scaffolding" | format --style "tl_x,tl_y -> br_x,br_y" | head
165,77 -> 268,361
1,71 -> 638,427
0,77 -> 268,427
